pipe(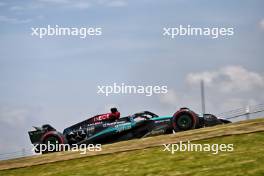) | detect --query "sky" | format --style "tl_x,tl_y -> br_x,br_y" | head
0,0 -> 264,155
